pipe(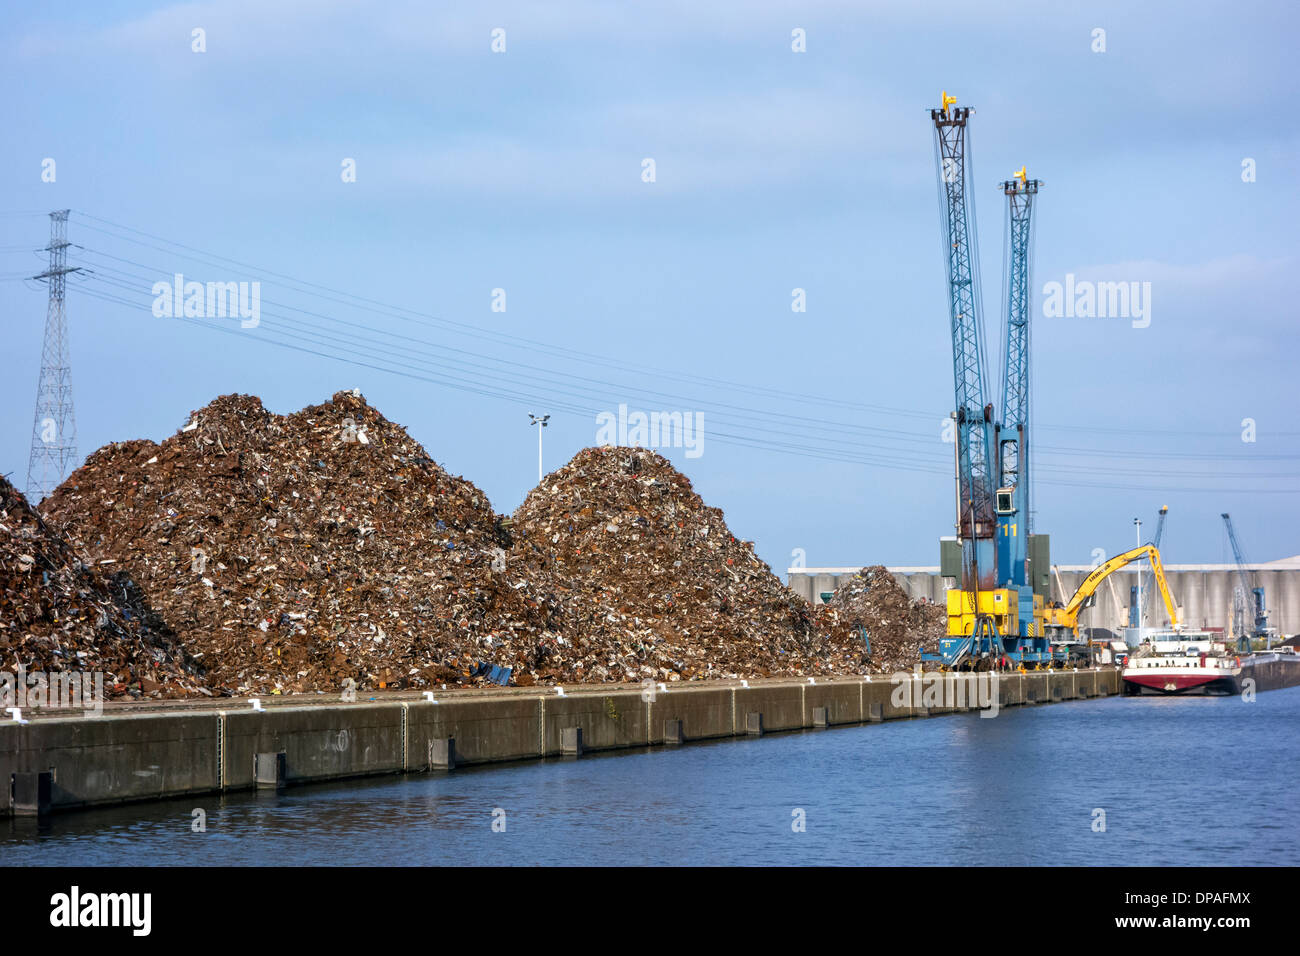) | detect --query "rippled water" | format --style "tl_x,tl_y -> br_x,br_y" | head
4,687 -> 1298,866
